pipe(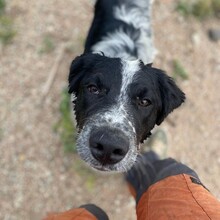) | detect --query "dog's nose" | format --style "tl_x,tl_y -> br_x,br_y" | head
89,129 -> 129,165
